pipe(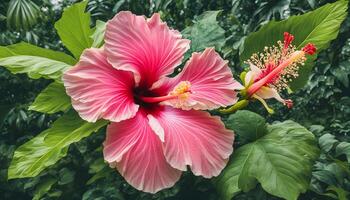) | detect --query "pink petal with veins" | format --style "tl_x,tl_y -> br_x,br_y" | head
152,48 -> 239,110
105,11 -> 190,88
63,48 -> 138,122
149,107 -> 234,178
104,110 -> 181,193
